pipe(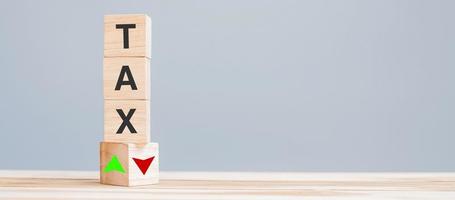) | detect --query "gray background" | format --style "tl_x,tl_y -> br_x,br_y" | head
0,0 -> 454,171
